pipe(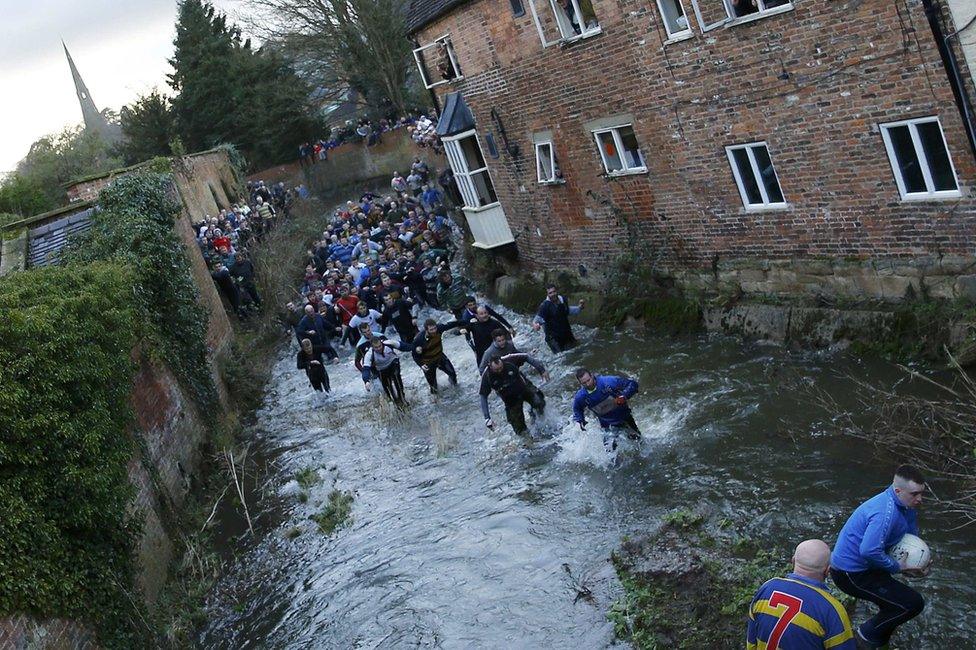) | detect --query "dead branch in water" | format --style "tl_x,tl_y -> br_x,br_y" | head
802,348 -> 976,527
